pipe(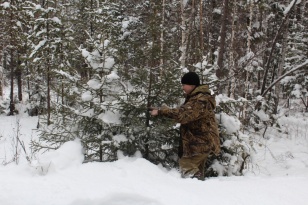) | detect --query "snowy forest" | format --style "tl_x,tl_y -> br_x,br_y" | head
0,0 -> 307,178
